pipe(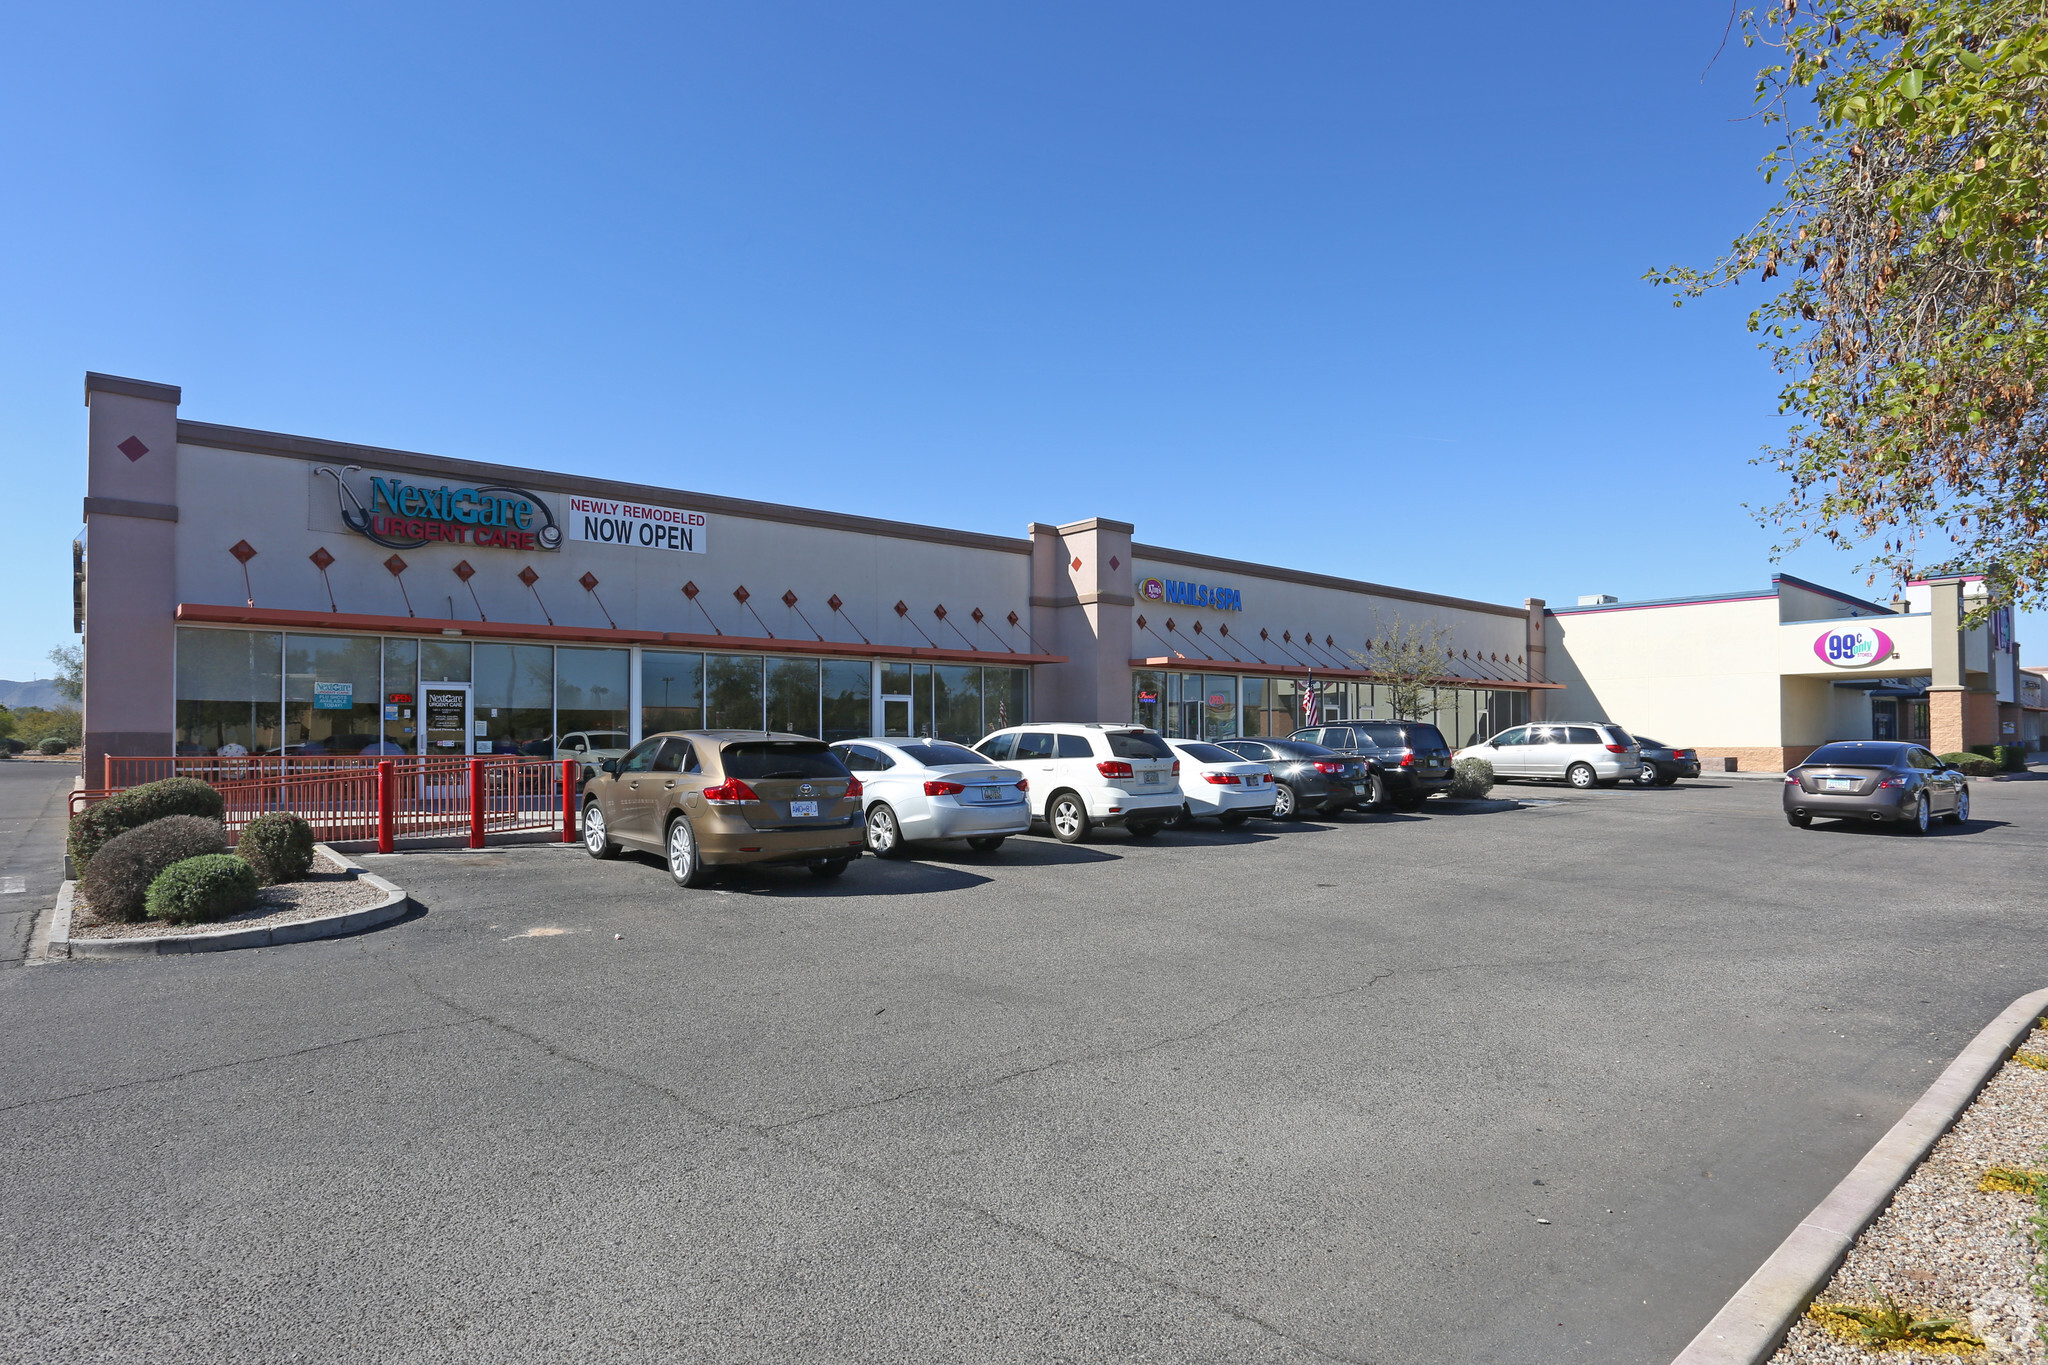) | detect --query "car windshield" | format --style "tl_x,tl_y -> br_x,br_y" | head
1803,742 -> 1908,768
1174,742 -> 1239,764
720,742 -> 849,780
1106,731 -> 1174,760
892,742 -> 990,767
1265,740 -> 1334,758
